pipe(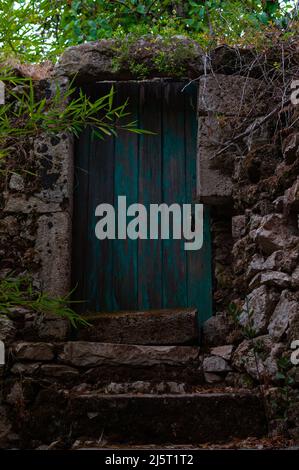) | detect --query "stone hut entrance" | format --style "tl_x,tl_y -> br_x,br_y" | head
72,80 -> 212,321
